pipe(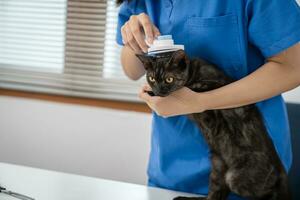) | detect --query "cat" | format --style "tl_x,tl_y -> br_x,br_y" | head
136,50 -> 291,200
